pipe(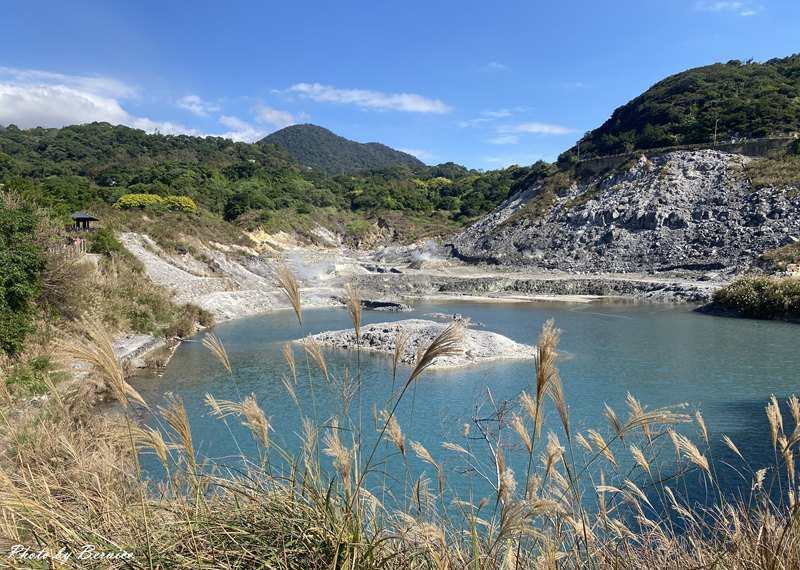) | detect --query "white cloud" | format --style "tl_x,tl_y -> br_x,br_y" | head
487,135 -> 520,145
482,109 -> 513,118
482,153 -> 549,168
217,115 -> 266,143
498,122 -> 574,135
458,108 -> 527,128
695,1 -> 762,16
0,66 -> 137,98
287,82 -> 451,114
398,148 -> 434,162
0,66 -> 286,143
482,61 -> 509,72
177,94 -> 220,116
253,103 -> 306,129
458,117 -> 491,128
0,83 -> 128,129
0,67 -> 198,135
